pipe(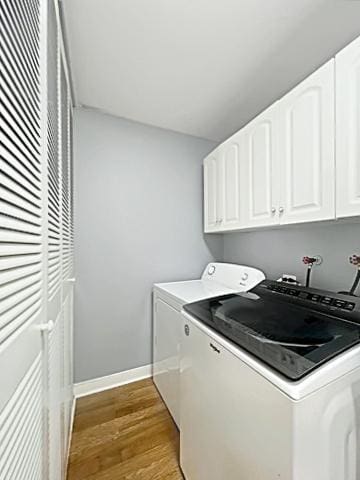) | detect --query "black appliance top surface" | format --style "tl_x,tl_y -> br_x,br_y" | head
183,280 -> 360,381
